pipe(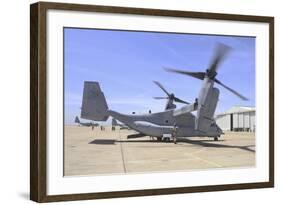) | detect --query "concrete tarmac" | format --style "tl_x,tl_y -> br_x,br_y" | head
64,125 -> 255,176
